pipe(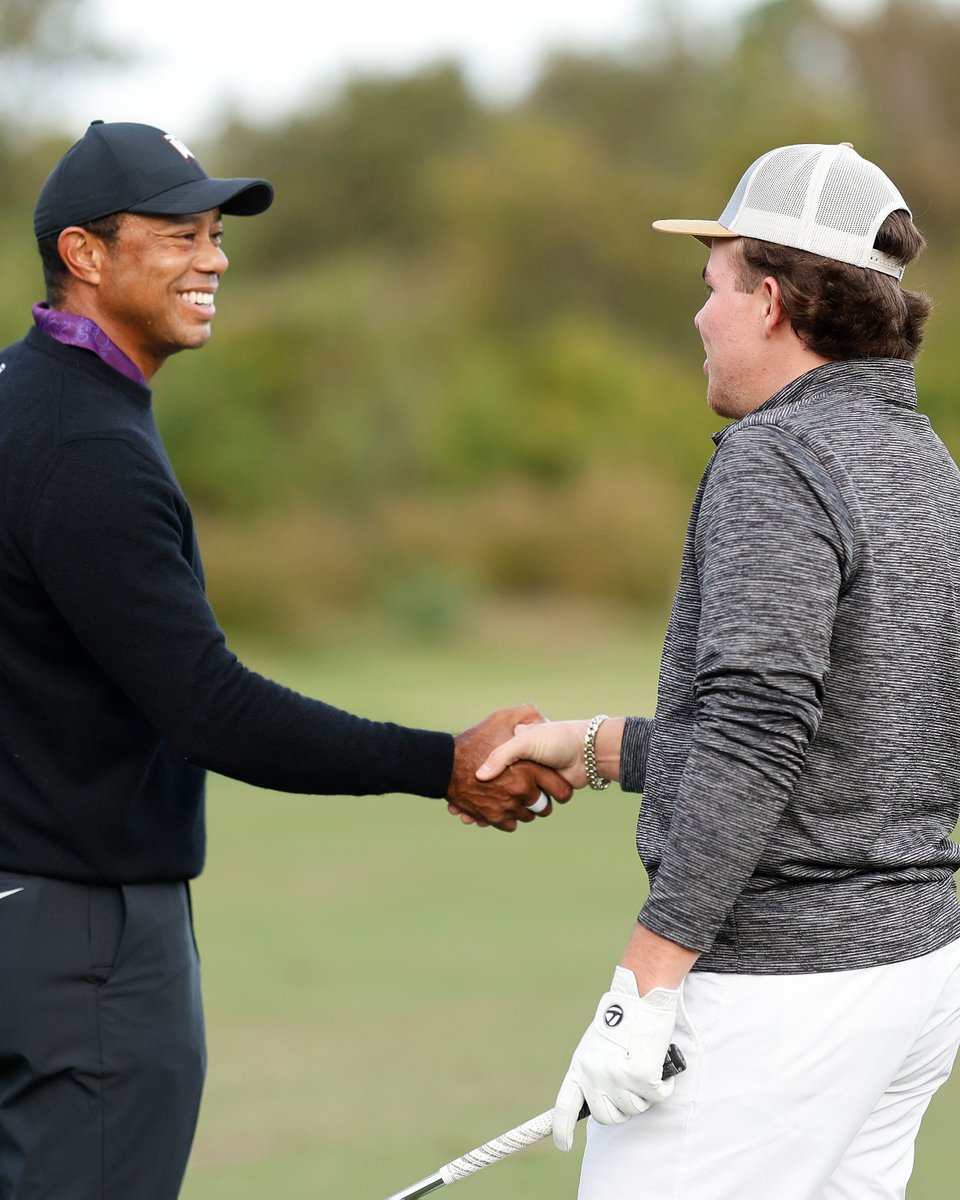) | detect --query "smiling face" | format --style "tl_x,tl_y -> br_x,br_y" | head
694,238 -> 771,420
89,210 -> 228,379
